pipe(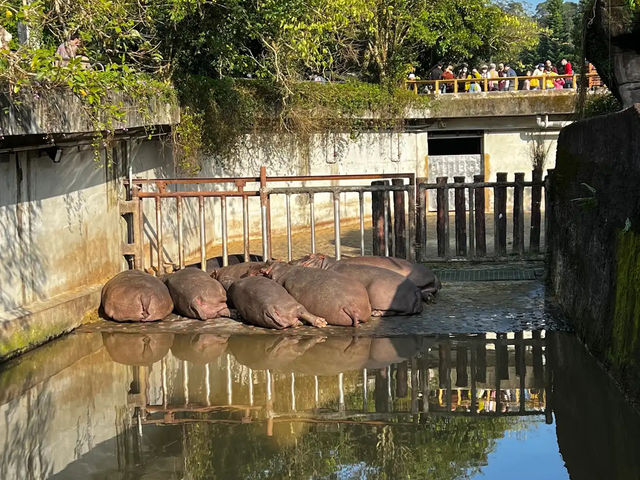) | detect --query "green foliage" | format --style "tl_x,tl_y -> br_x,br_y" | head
579,91 -> 622,118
